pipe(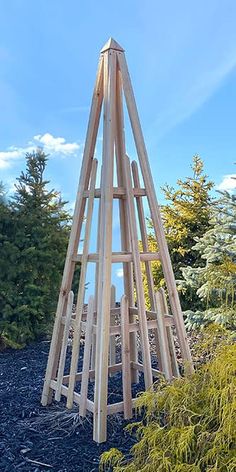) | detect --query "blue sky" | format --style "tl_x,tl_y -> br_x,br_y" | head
0,1 -> 236,297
